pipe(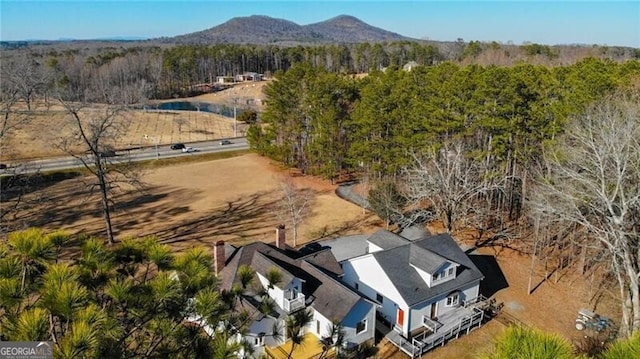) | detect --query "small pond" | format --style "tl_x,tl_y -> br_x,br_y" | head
141,101 -> 249,118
